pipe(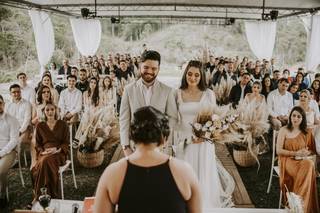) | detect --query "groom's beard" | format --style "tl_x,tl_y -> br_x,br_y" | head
141,72 -> 157,83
